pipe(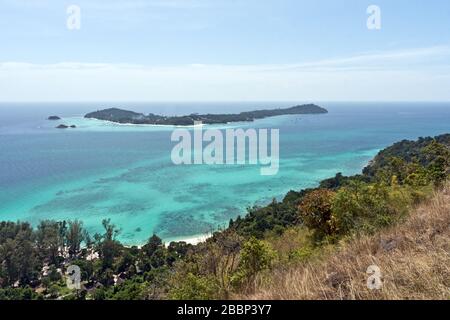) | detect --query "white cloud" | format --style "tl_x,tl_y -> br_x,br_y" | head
1,46 -> 450,102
